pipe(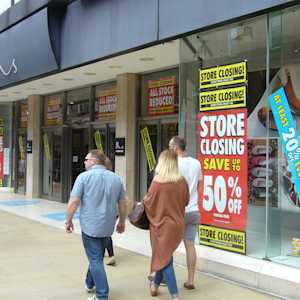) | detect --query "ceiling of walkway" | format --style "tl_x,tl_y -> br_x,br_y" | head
0,40 -> 179,102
